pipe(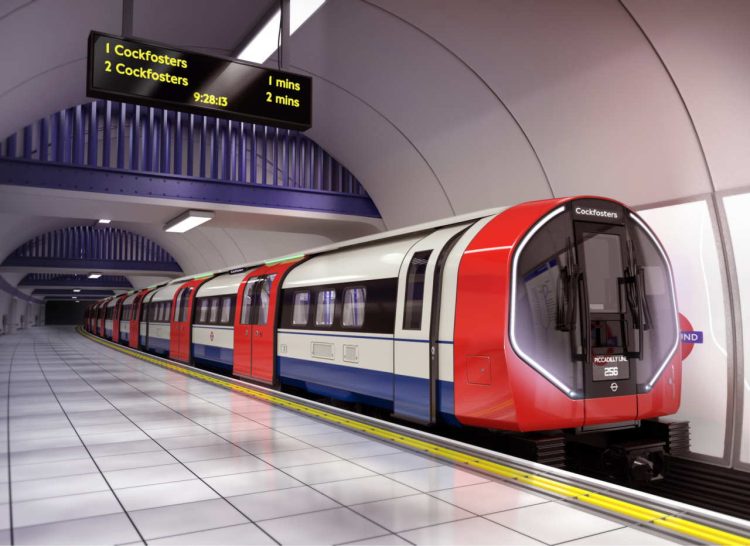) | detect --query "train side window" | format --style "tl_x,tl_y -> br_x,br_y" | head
403,251 -> 432,330
220,295 -> 233,324
209,297 -> 220,324
165,302 -> 172,322
257,275 -> 276,325
315,289 -> 336,327
198,298 -> 209,324
292,291 -> 310,326
342,287 -> 366,328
